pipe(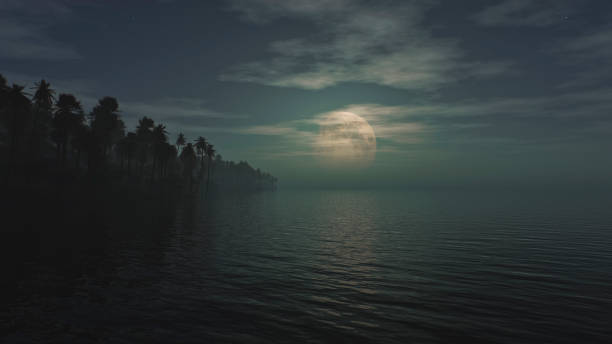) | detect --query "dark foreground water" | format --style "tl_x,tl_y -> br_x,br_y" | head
2,189 -> 612,343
